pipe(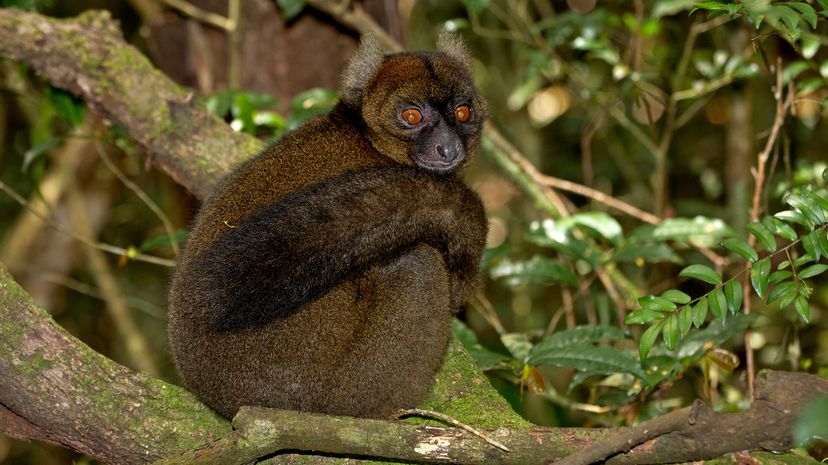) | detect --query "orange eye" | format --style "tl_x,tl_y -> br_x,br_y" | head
454,105 -> 471,123
401,108 -> 423,125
